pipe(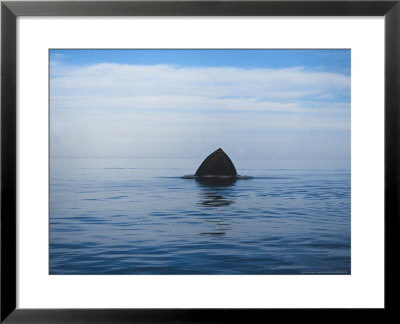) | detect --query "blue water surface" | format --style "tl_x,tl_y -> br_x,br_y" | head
49,158 -> 351,274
